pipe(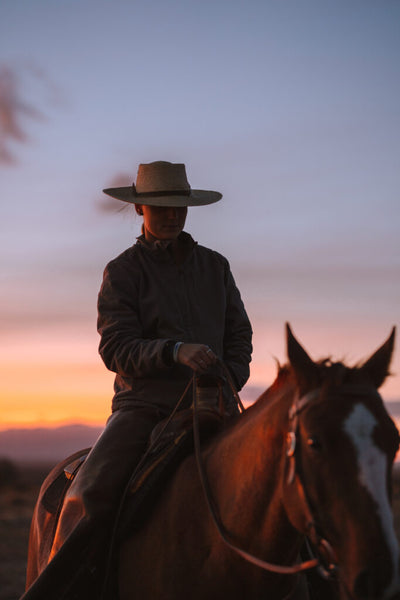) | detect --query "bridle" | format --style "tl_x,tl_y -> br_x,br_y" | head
285,387 -> 338,578
193,370 -> 338,578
